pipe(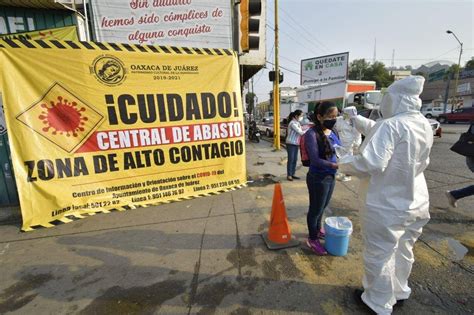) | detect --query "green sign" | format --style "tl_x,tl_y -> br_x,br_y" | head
428,69 -> 446,82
